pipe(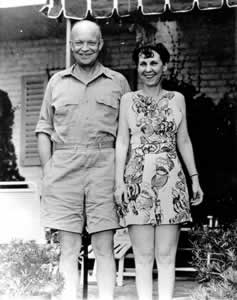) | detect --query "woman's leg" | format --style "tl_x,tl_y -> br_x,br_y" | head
155,225 -> 180,300
91,230 -> 116,300
128,225 -> 155,300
